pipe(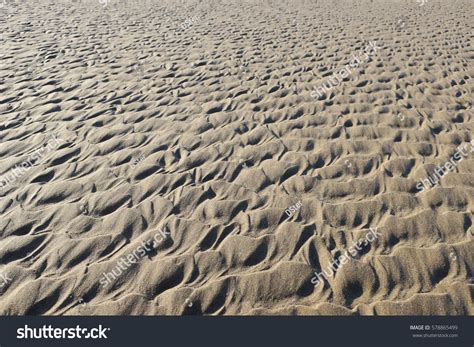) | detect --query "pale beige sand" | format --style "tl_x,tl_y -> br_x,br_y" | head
0,0 -> 473,315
